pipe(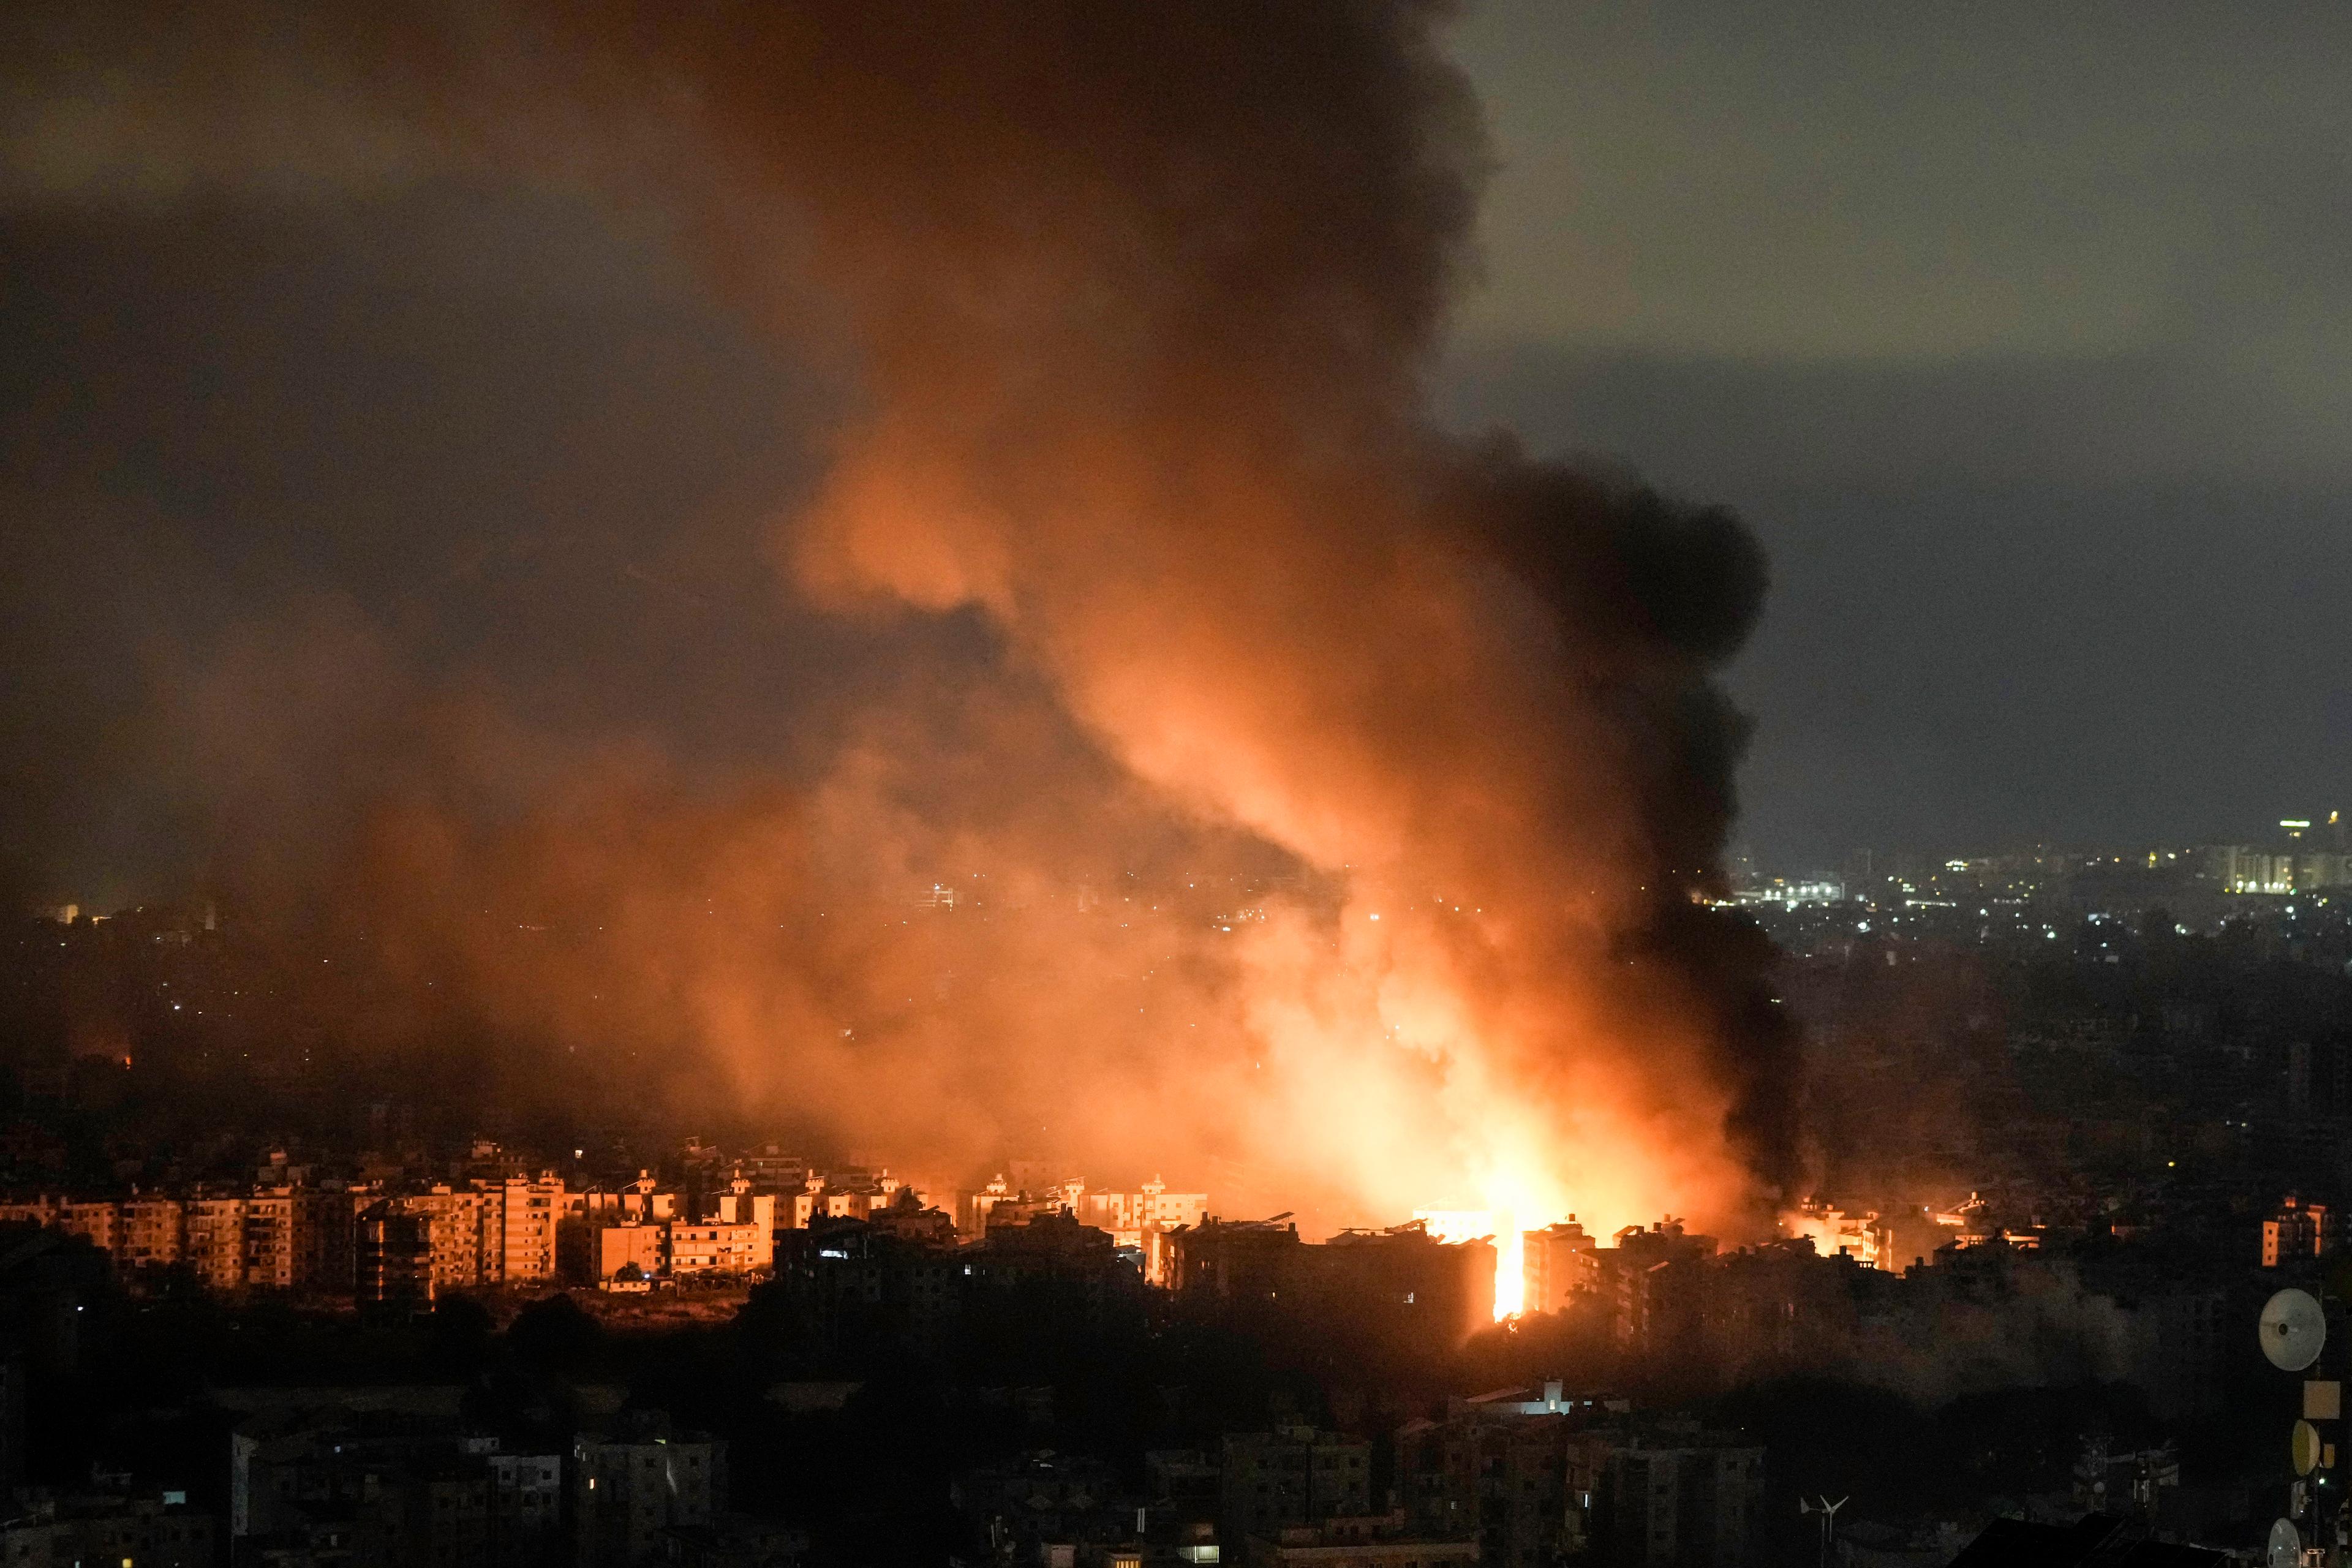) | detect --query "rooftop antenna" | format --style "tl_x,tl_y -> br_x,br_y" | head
2262,1288 -> 2327,1373
2260,1285 -> 2337,1563
1798,1495 -> 1847,1568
